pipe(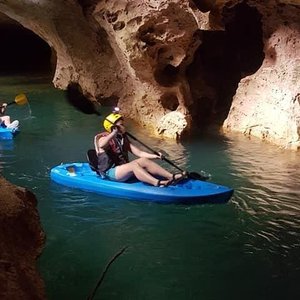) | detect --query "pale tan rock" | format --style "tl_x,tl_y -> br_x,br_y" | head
157,111 -> 189,139
0,0 -> 299,148
92,0 -> 207,136
223,1 -> 300,150
0,0 -> 207,138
